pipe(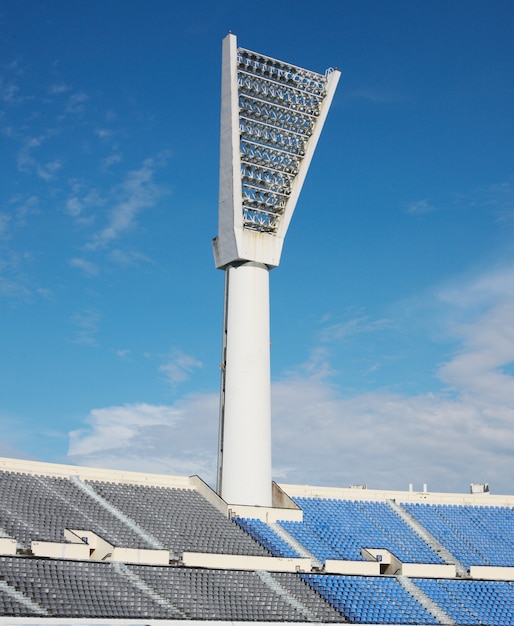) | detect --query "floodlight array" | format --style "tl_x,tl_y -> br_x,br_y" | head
237,47 -> 334,233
